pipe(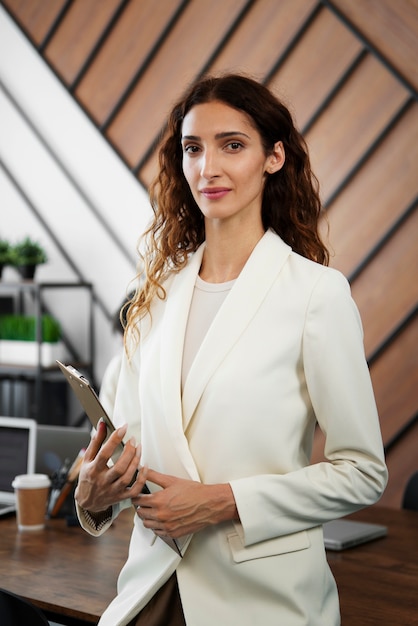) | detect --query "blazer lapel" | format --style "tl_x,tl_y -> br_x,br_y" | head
182,230 -> 291,431
159,245 -> 205,474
